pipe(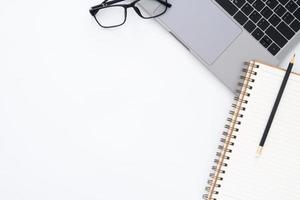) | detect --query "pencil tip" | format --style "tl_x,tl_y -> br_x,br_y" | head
291,54 -> 296,64
256,146 -> 263,157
